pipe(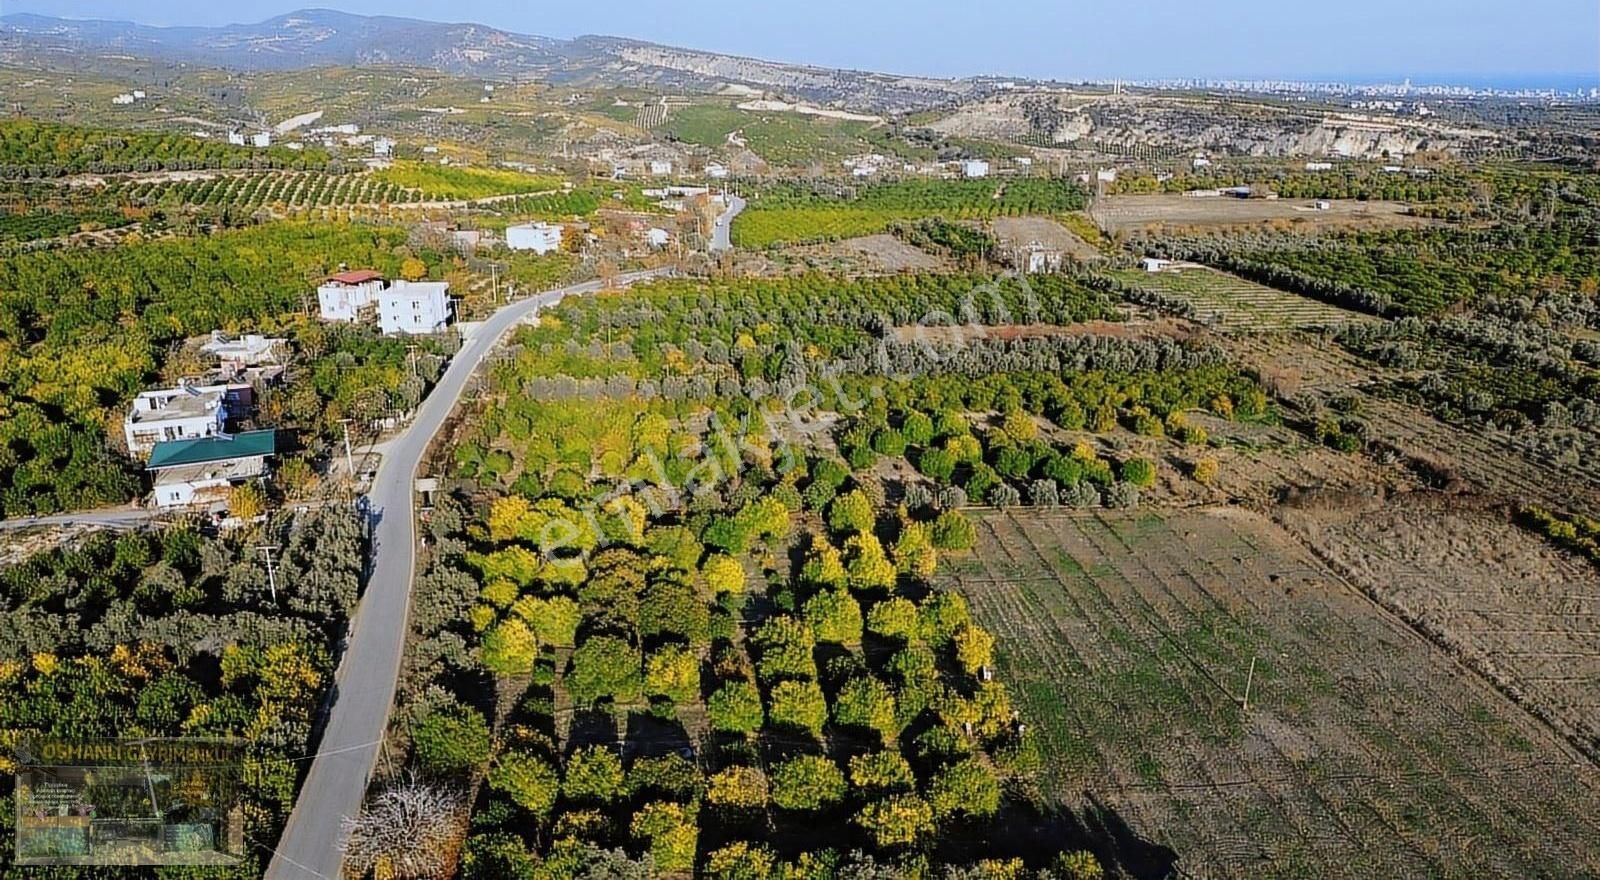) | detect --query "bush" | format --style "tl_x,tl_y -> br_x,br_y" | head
567,636 -> 642,706
916,447 -> 958,484
866,597 -> 920,641
707,765 -> 769,811
829,490 -> 877,535
1192,457 -> 1219,485
487,751 -> 560,818
848,750 -> 917,794
563,746 -> 626,803
928,758 -> 1000,819
989,485 -> 1021,509
803,588 -> 864,645
901,411 -> 935,446
704,554 -> 747,595
768,680 -> 828,738
1028,479 -> 1059,507
1063,481 -> 1100,508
